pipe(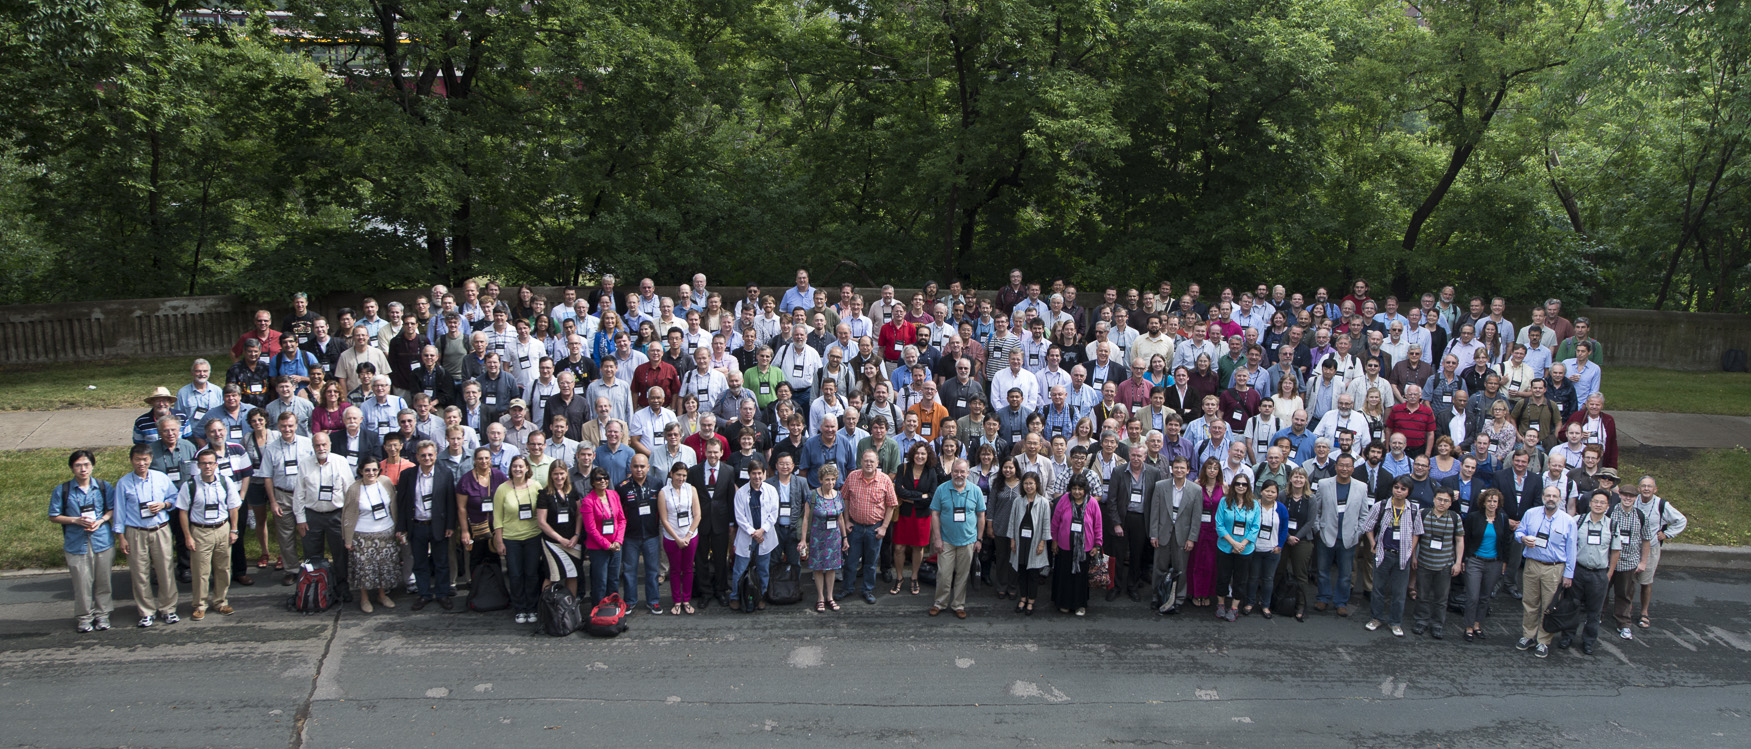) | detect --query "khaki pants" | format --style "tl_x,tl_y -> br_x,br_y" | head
124,525 -> 178,616
1521,558 -> 1564,644
65,546 -> 116,625
1353,533 -> 1374,596
272,487 -> 300,569
933,543 -> 975,612
189,523 -> 232,611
